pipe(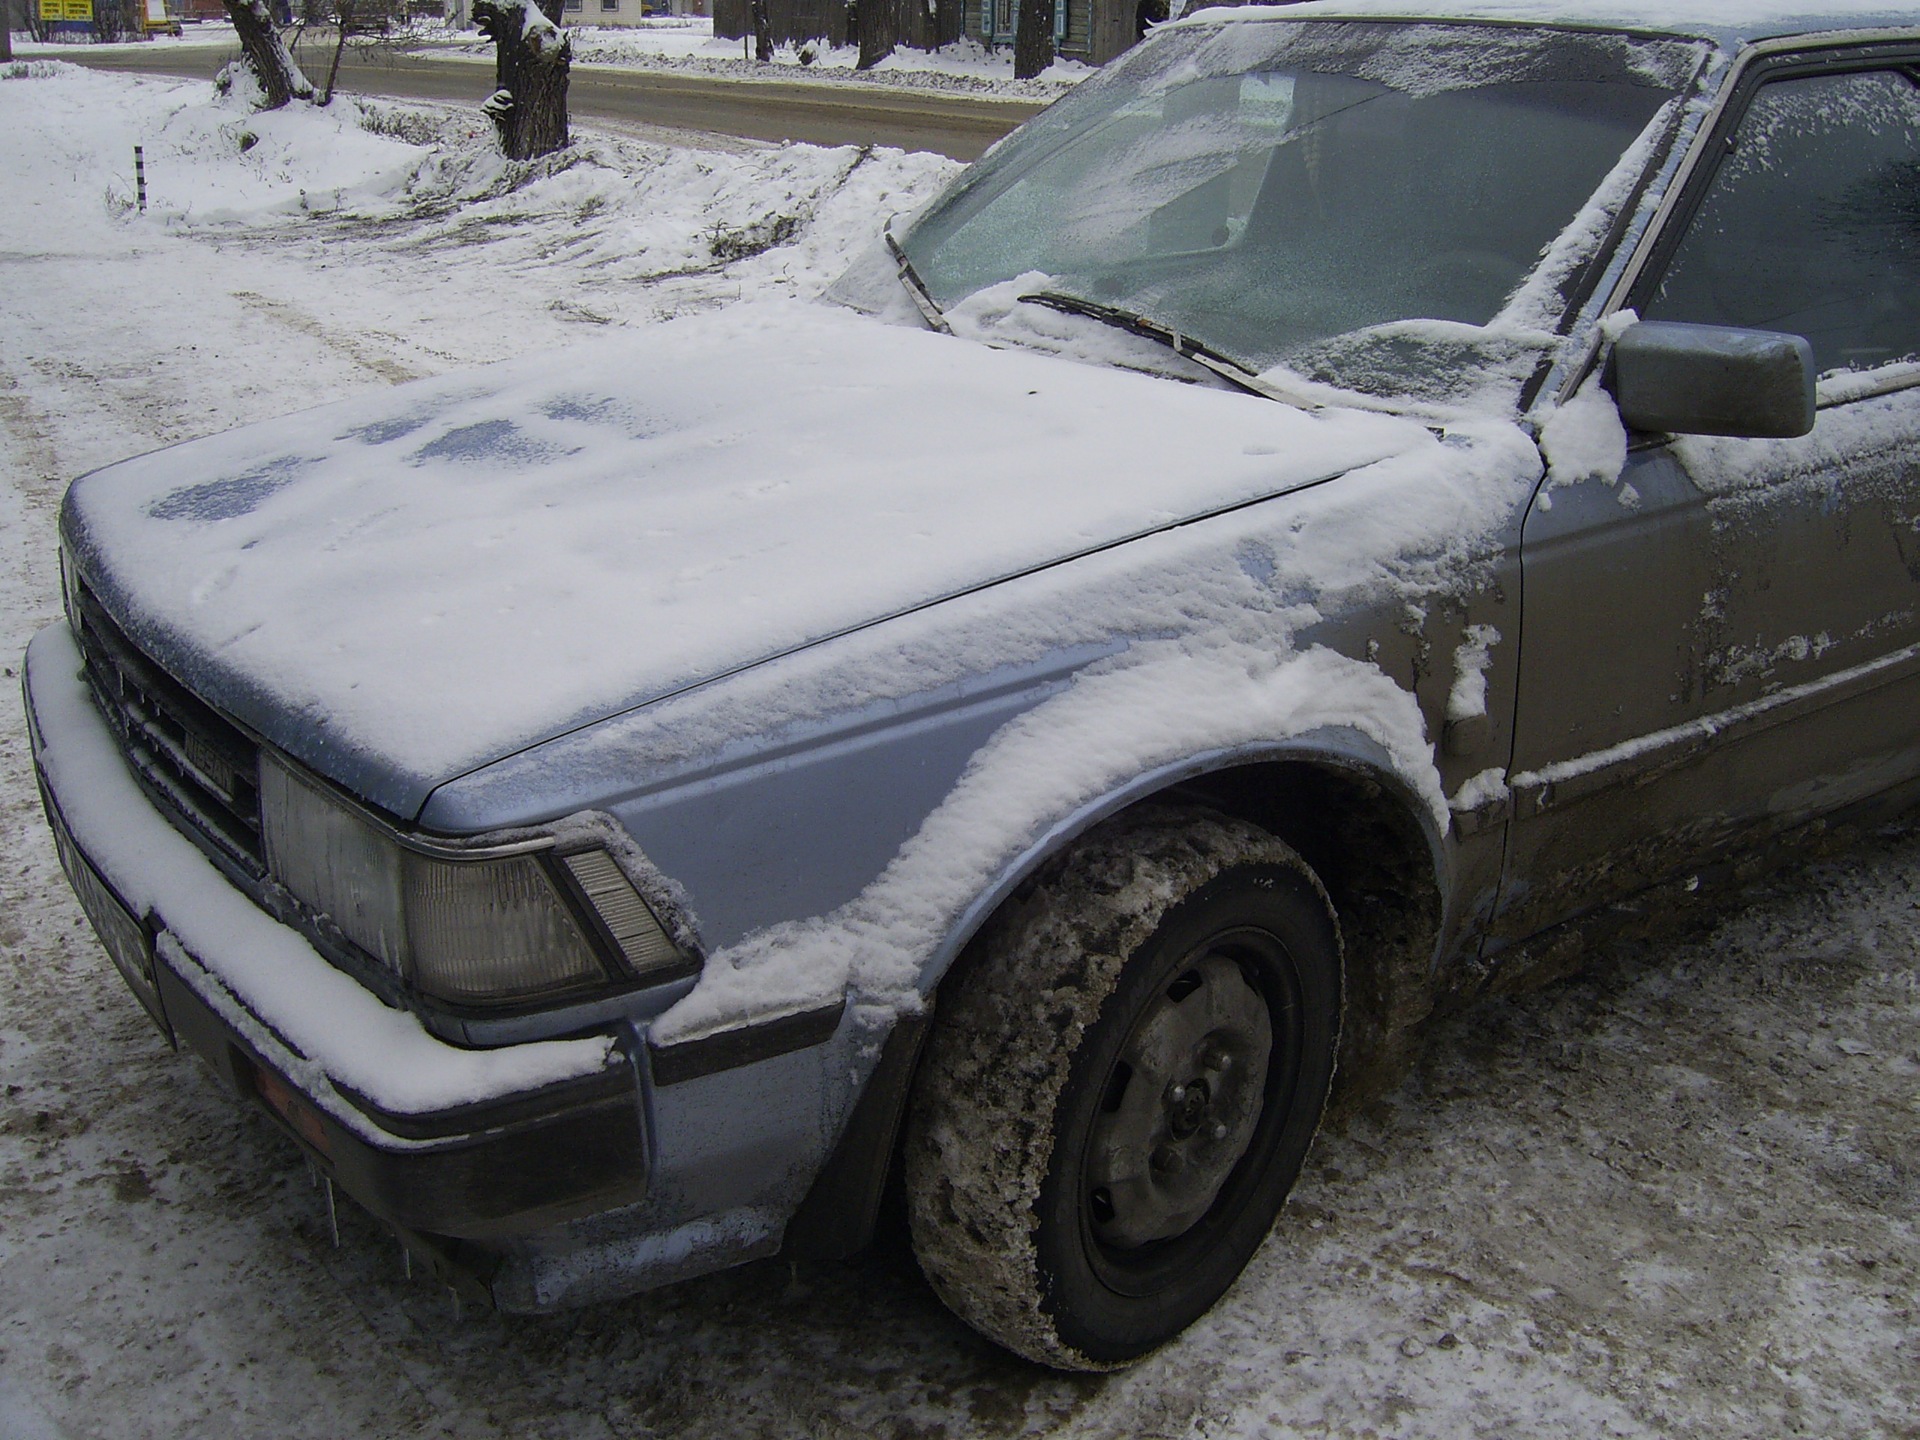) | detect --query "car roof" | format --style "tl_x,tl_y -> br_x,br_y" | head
1175,1 -> 1920,50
